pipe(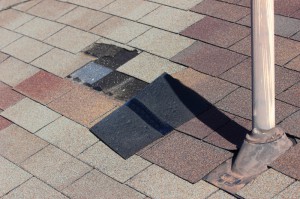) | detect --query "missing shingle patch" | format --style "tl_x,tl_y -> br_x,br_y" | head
92,71 -> 148,101
68,62 -> 113,86
68,43 -> 146,101
85,43 -> 138,70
